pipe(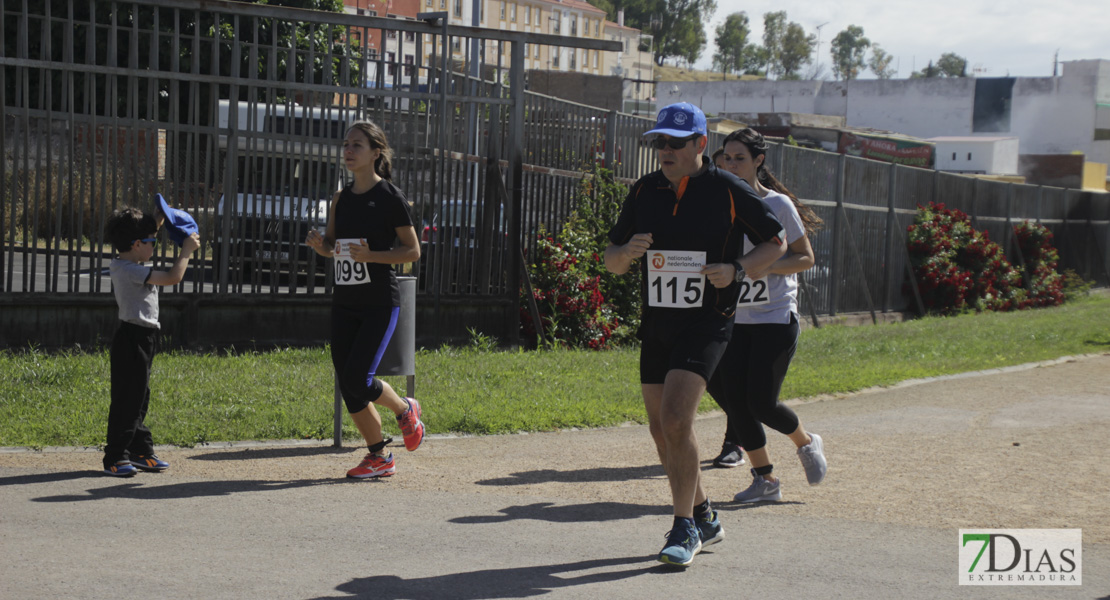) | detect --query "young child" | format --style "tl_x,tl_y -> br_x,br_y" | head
102,205 -> 200,476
